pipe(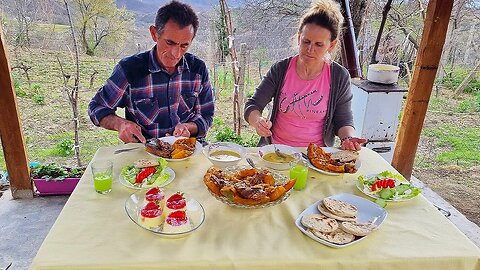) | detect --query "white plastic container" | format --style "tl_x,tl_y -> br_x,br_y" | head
367,64 -> 400,84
